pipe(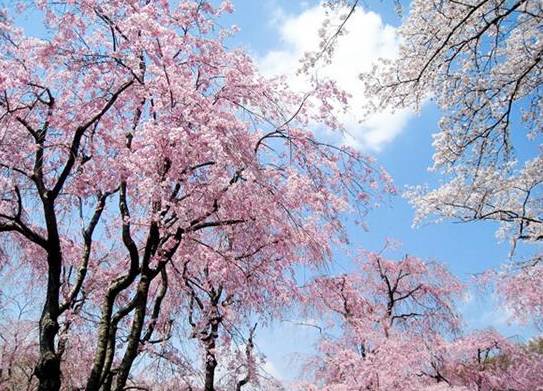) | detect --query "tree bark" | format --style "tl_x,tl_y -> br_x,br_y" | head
111,277 -> 151,391
203,320 -> 219,391
35,202 -> 62,391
